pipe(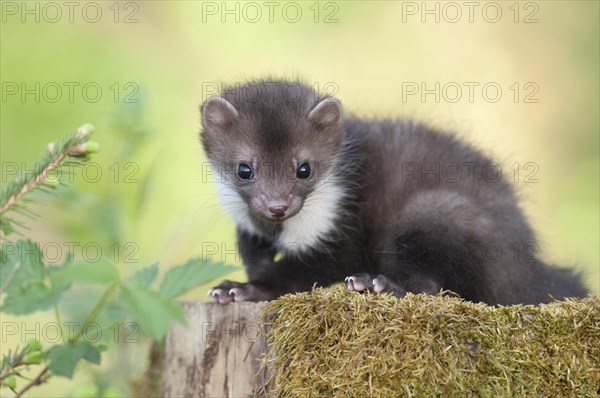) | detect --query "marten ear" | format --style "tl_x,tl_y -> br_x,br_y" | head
308,98 -> 342,129
202,96 -> 239,130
